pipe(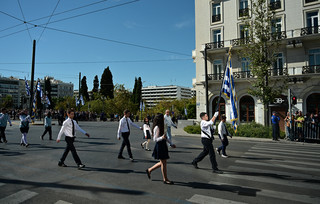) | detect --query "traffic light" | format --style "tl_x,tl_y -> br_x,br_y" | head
292,96 -> 297,105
